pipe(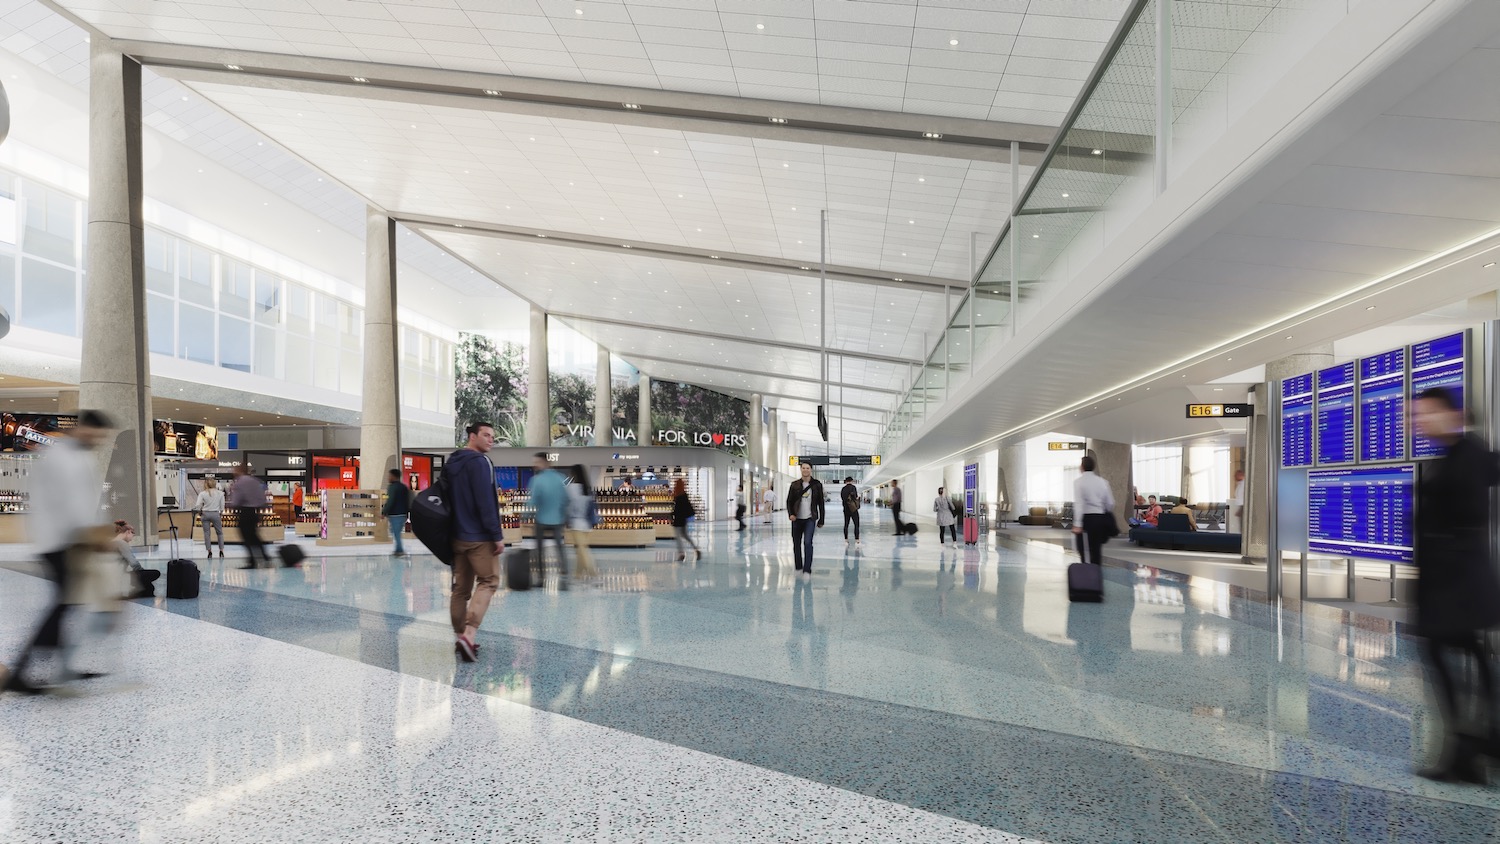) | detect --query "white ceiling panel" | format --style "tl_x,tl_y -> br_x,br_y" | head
184,81 -> 1023,281
50,0 -> 1129,125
